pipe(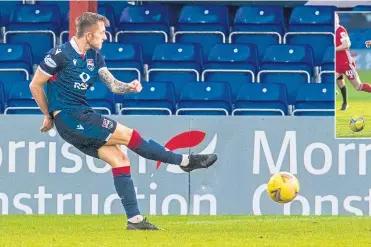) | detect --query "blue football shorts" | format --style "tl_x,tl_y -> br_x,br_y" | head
54,109 -> 117,158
